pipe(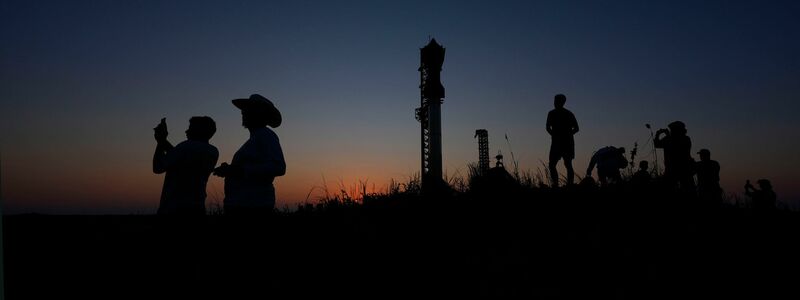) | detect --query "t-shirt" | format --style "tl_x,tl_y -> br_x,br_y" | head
224,127 -> 286,209
156,140 -> 219,215
546,108 -> 578,139
654,135 -> 693,172
695,160 -> 720,187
